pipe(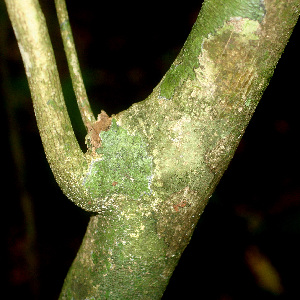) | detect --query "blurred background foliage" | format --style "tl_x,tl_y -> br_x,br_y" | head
0,1 -> 299,299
